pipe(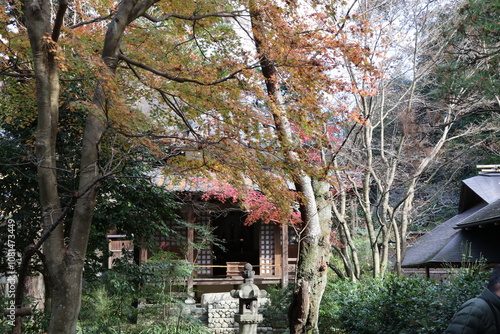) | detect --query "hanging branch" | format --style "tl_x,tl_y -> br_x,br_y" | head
141,10 -> 247,22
